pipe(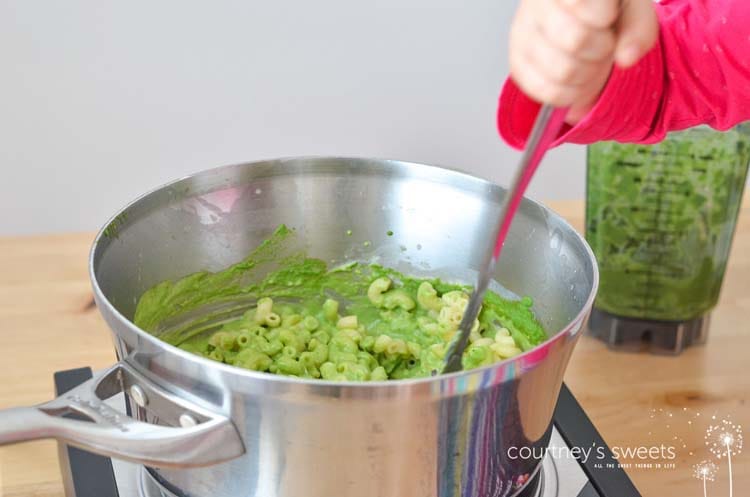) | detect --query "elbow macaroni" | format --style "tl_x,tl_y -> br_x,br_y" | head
417,282 -> 442,312
367,277 -> 392,306
186,275 -> 531,381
